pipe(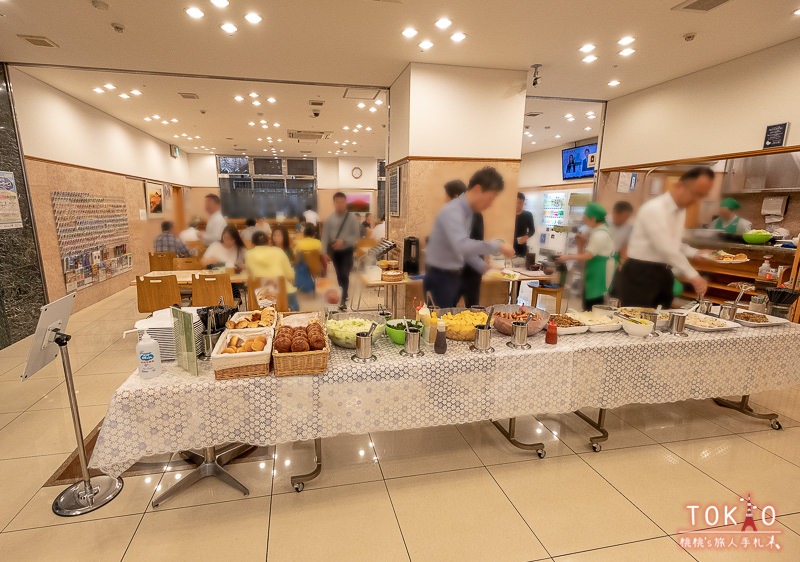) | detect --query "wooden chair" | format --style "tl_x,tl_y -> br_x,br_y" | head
191,273 -> 236,307
173,256 -> 203,270
136,275 -> 182,313
530,285 -> 565,314
355,238 -> 377,258
298,249 -> 323,278
149,252 -> 176,272
247,276 -> 289,312
186,241 -> 206,256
